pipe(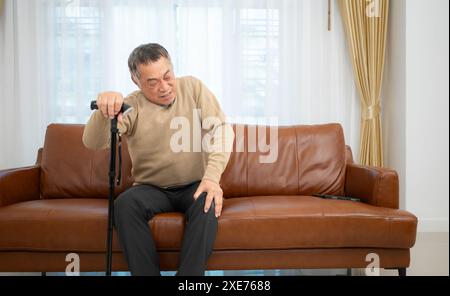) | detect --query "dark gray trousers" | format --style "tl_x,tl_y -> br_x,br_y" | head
114,180 -> 217,276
